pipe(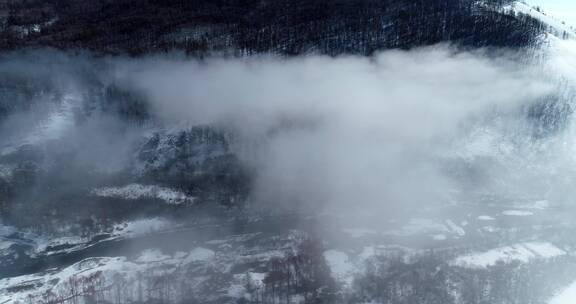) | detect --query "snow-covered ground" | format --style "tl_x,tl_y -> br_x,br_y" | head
112,217 -> 175,238
0,228 -> 313,304
92,184 -> 195,205
550,280 -> 576,304
451,242 -> 566,269
2,204 -> 574,303
381,218 -> 467,240
323,250 -> 356,288
507,2 -> 575,39
0,246 -> 216,303
1,217 -> 178,262
1,222 -> 91,258
478,215 -> 496,221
